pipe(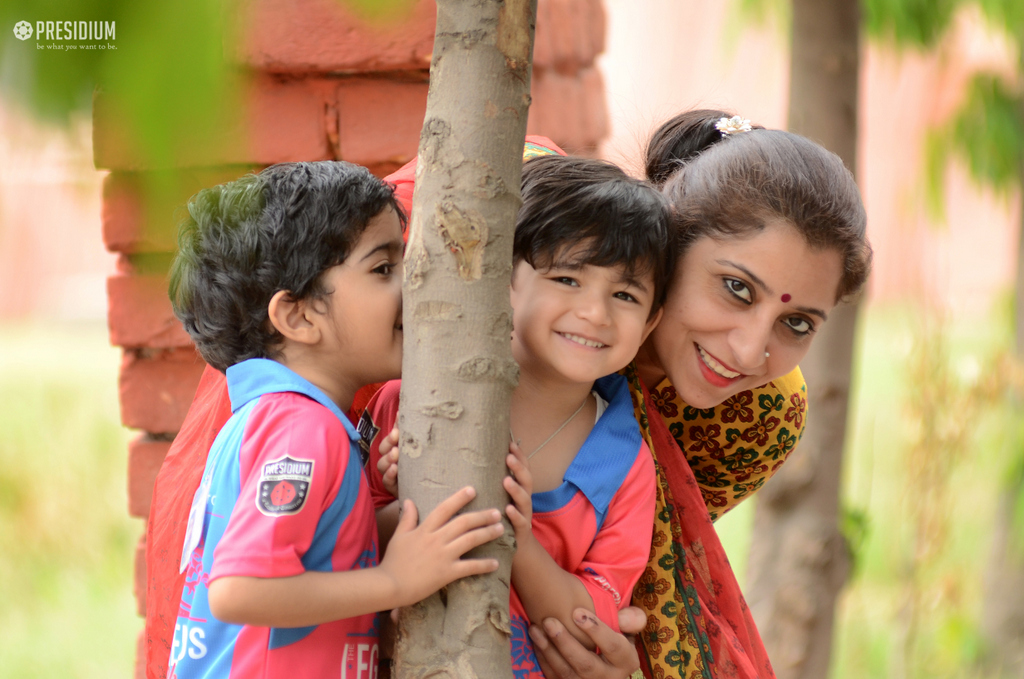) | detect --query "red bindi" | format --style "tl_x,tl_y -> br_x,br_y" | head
781,293 -> 791,303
